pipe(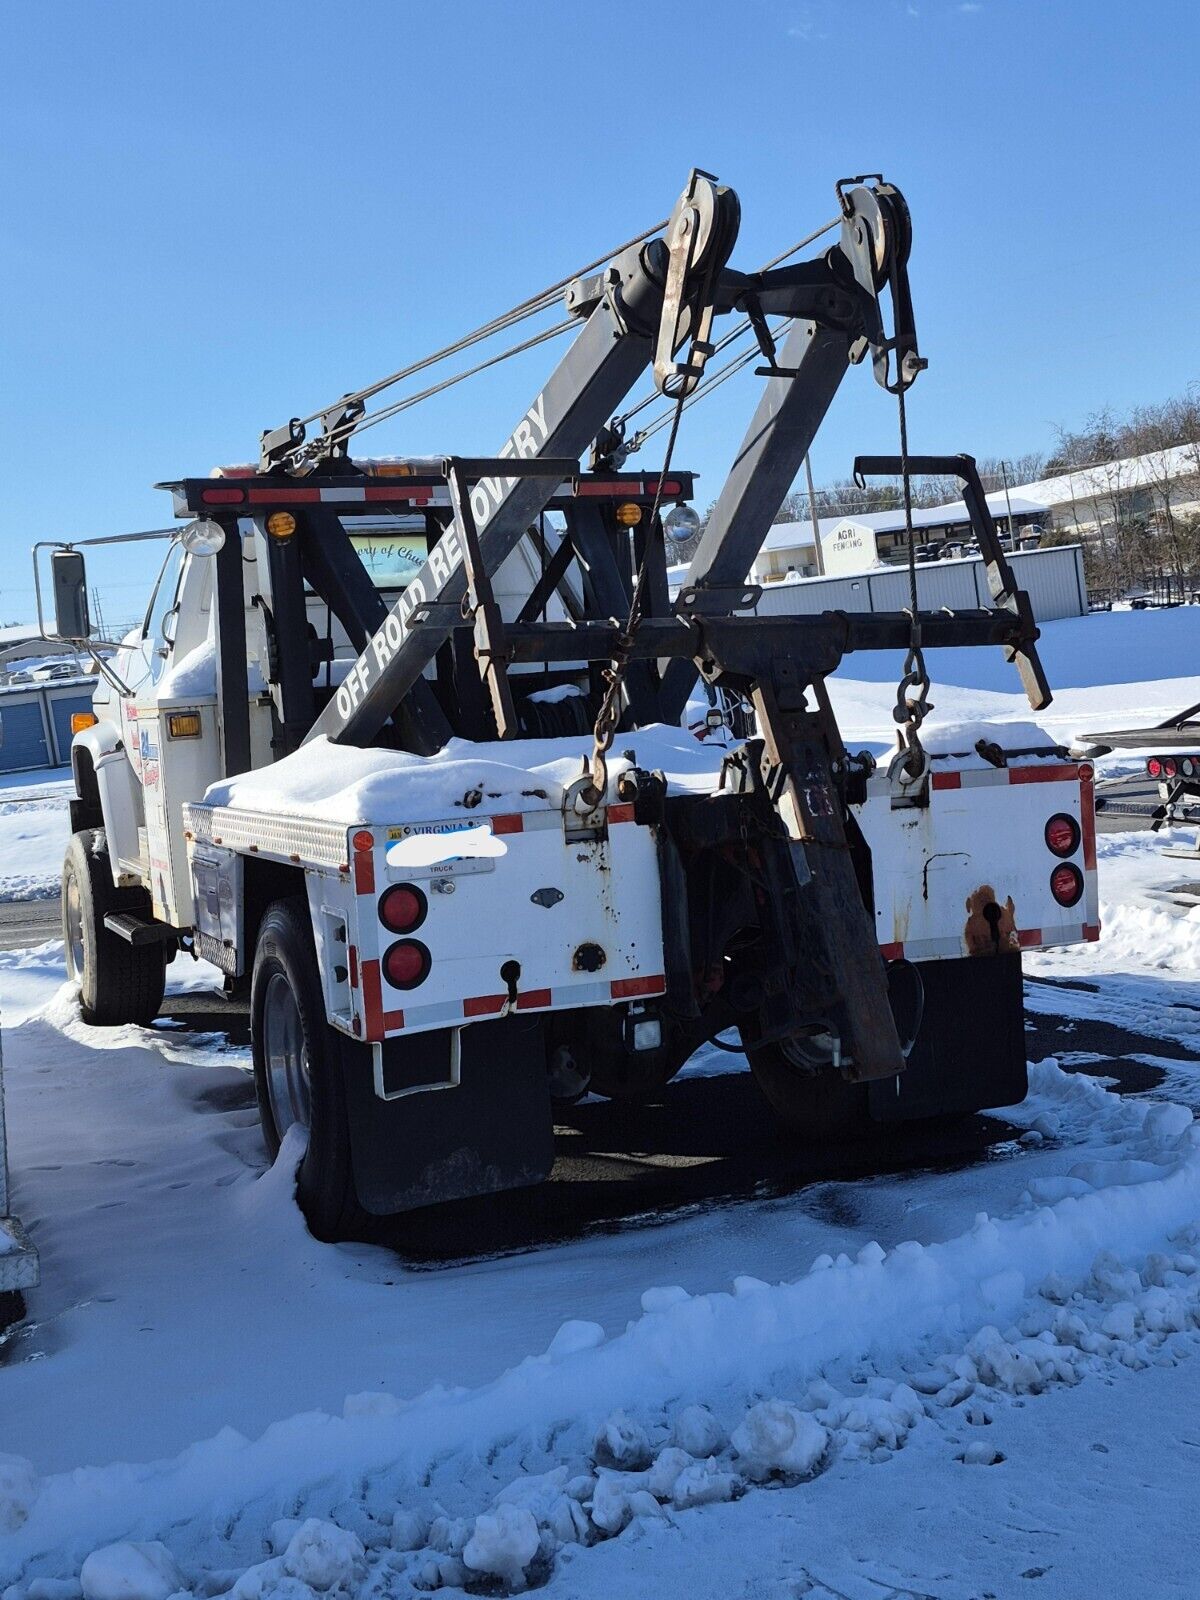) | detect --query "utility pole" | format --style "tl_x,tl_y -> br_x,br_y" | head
999,460 -> 1016,548
804,452 -> 825,575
